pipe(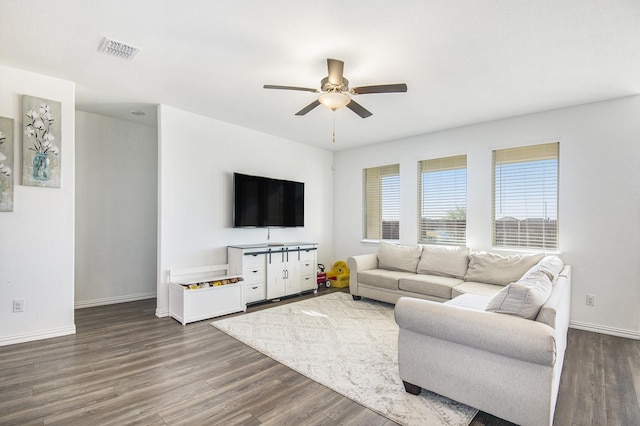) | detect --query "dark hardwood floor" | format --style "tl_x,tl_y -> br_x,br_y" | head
0,288 -> 638,425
